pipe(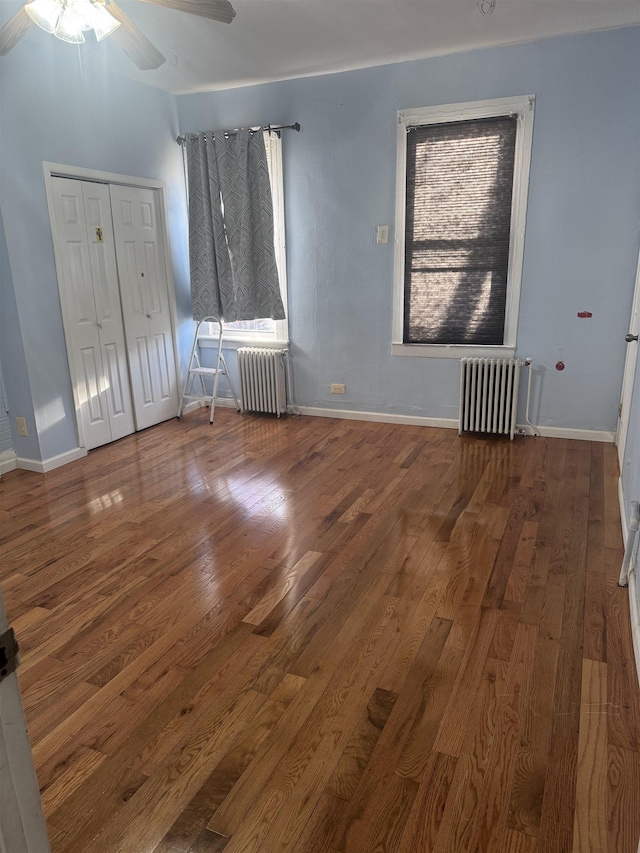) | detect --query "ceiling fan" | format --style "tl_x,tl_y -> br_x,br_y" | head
0,0 -> 235,69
